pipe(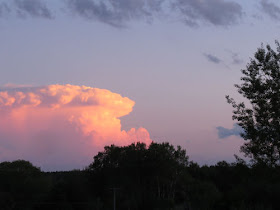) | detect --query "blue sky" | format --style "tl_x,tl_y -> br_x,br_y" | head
0,0 -> 279,169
